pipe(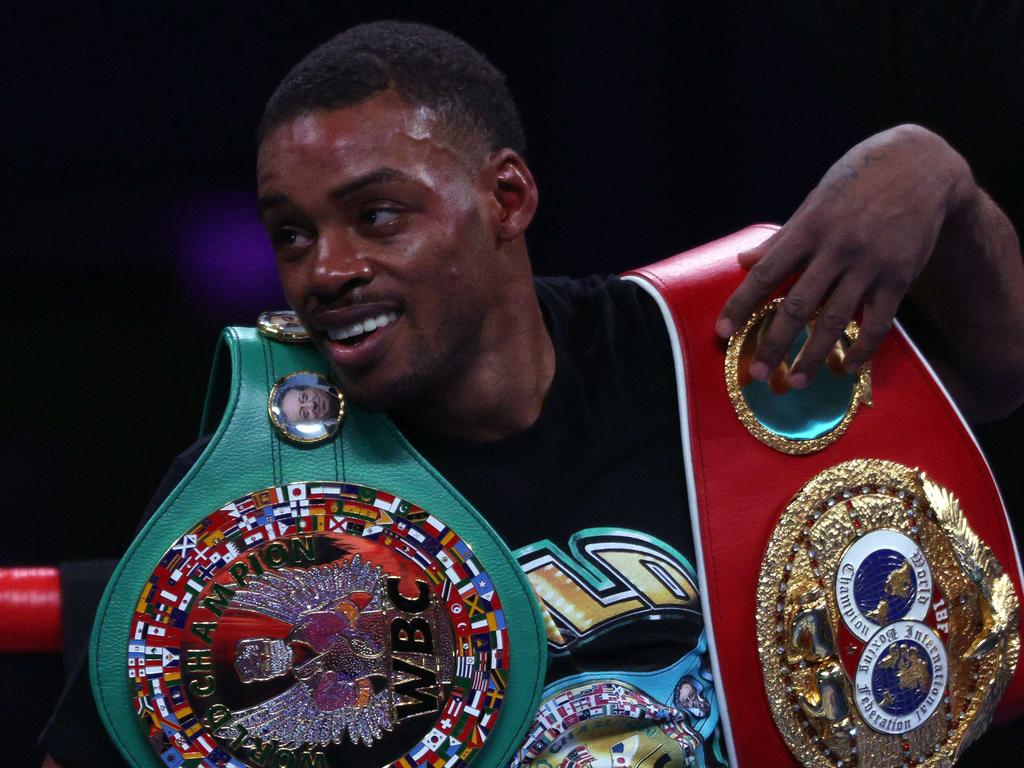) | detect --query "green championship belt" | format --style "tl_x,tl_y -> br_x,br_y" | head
90,320 -> 547,768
